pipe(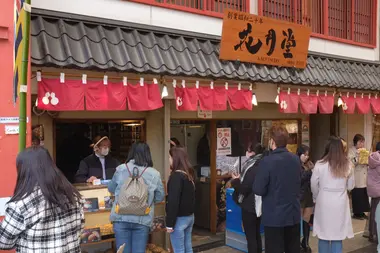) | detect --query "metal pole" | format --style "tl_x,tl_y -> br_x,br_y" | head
18,0 -> 31,151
